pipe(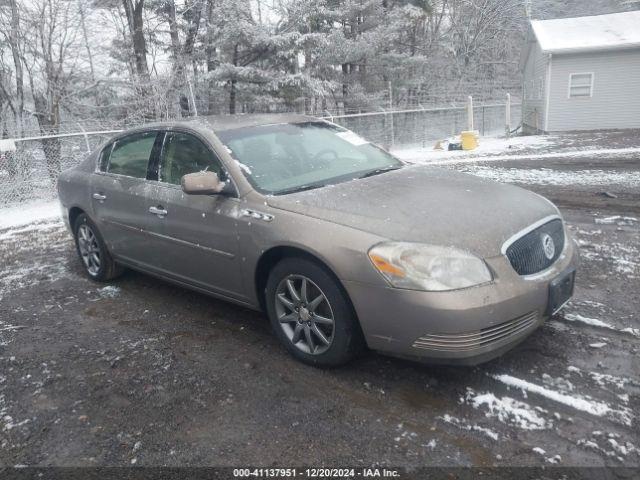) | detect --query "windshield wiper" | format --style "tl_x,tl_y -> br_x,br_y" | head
357,165 -> 403,179
274,183 -> 326,195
